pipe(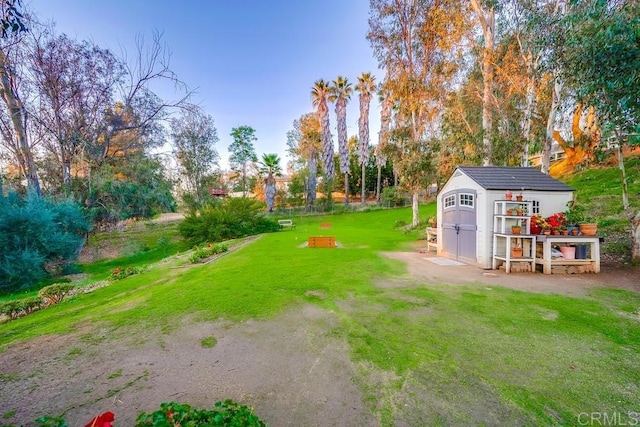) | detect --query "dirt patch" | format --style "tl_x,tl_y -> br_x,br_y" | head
383,251 -> 640,297
0,305 -> 372,426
